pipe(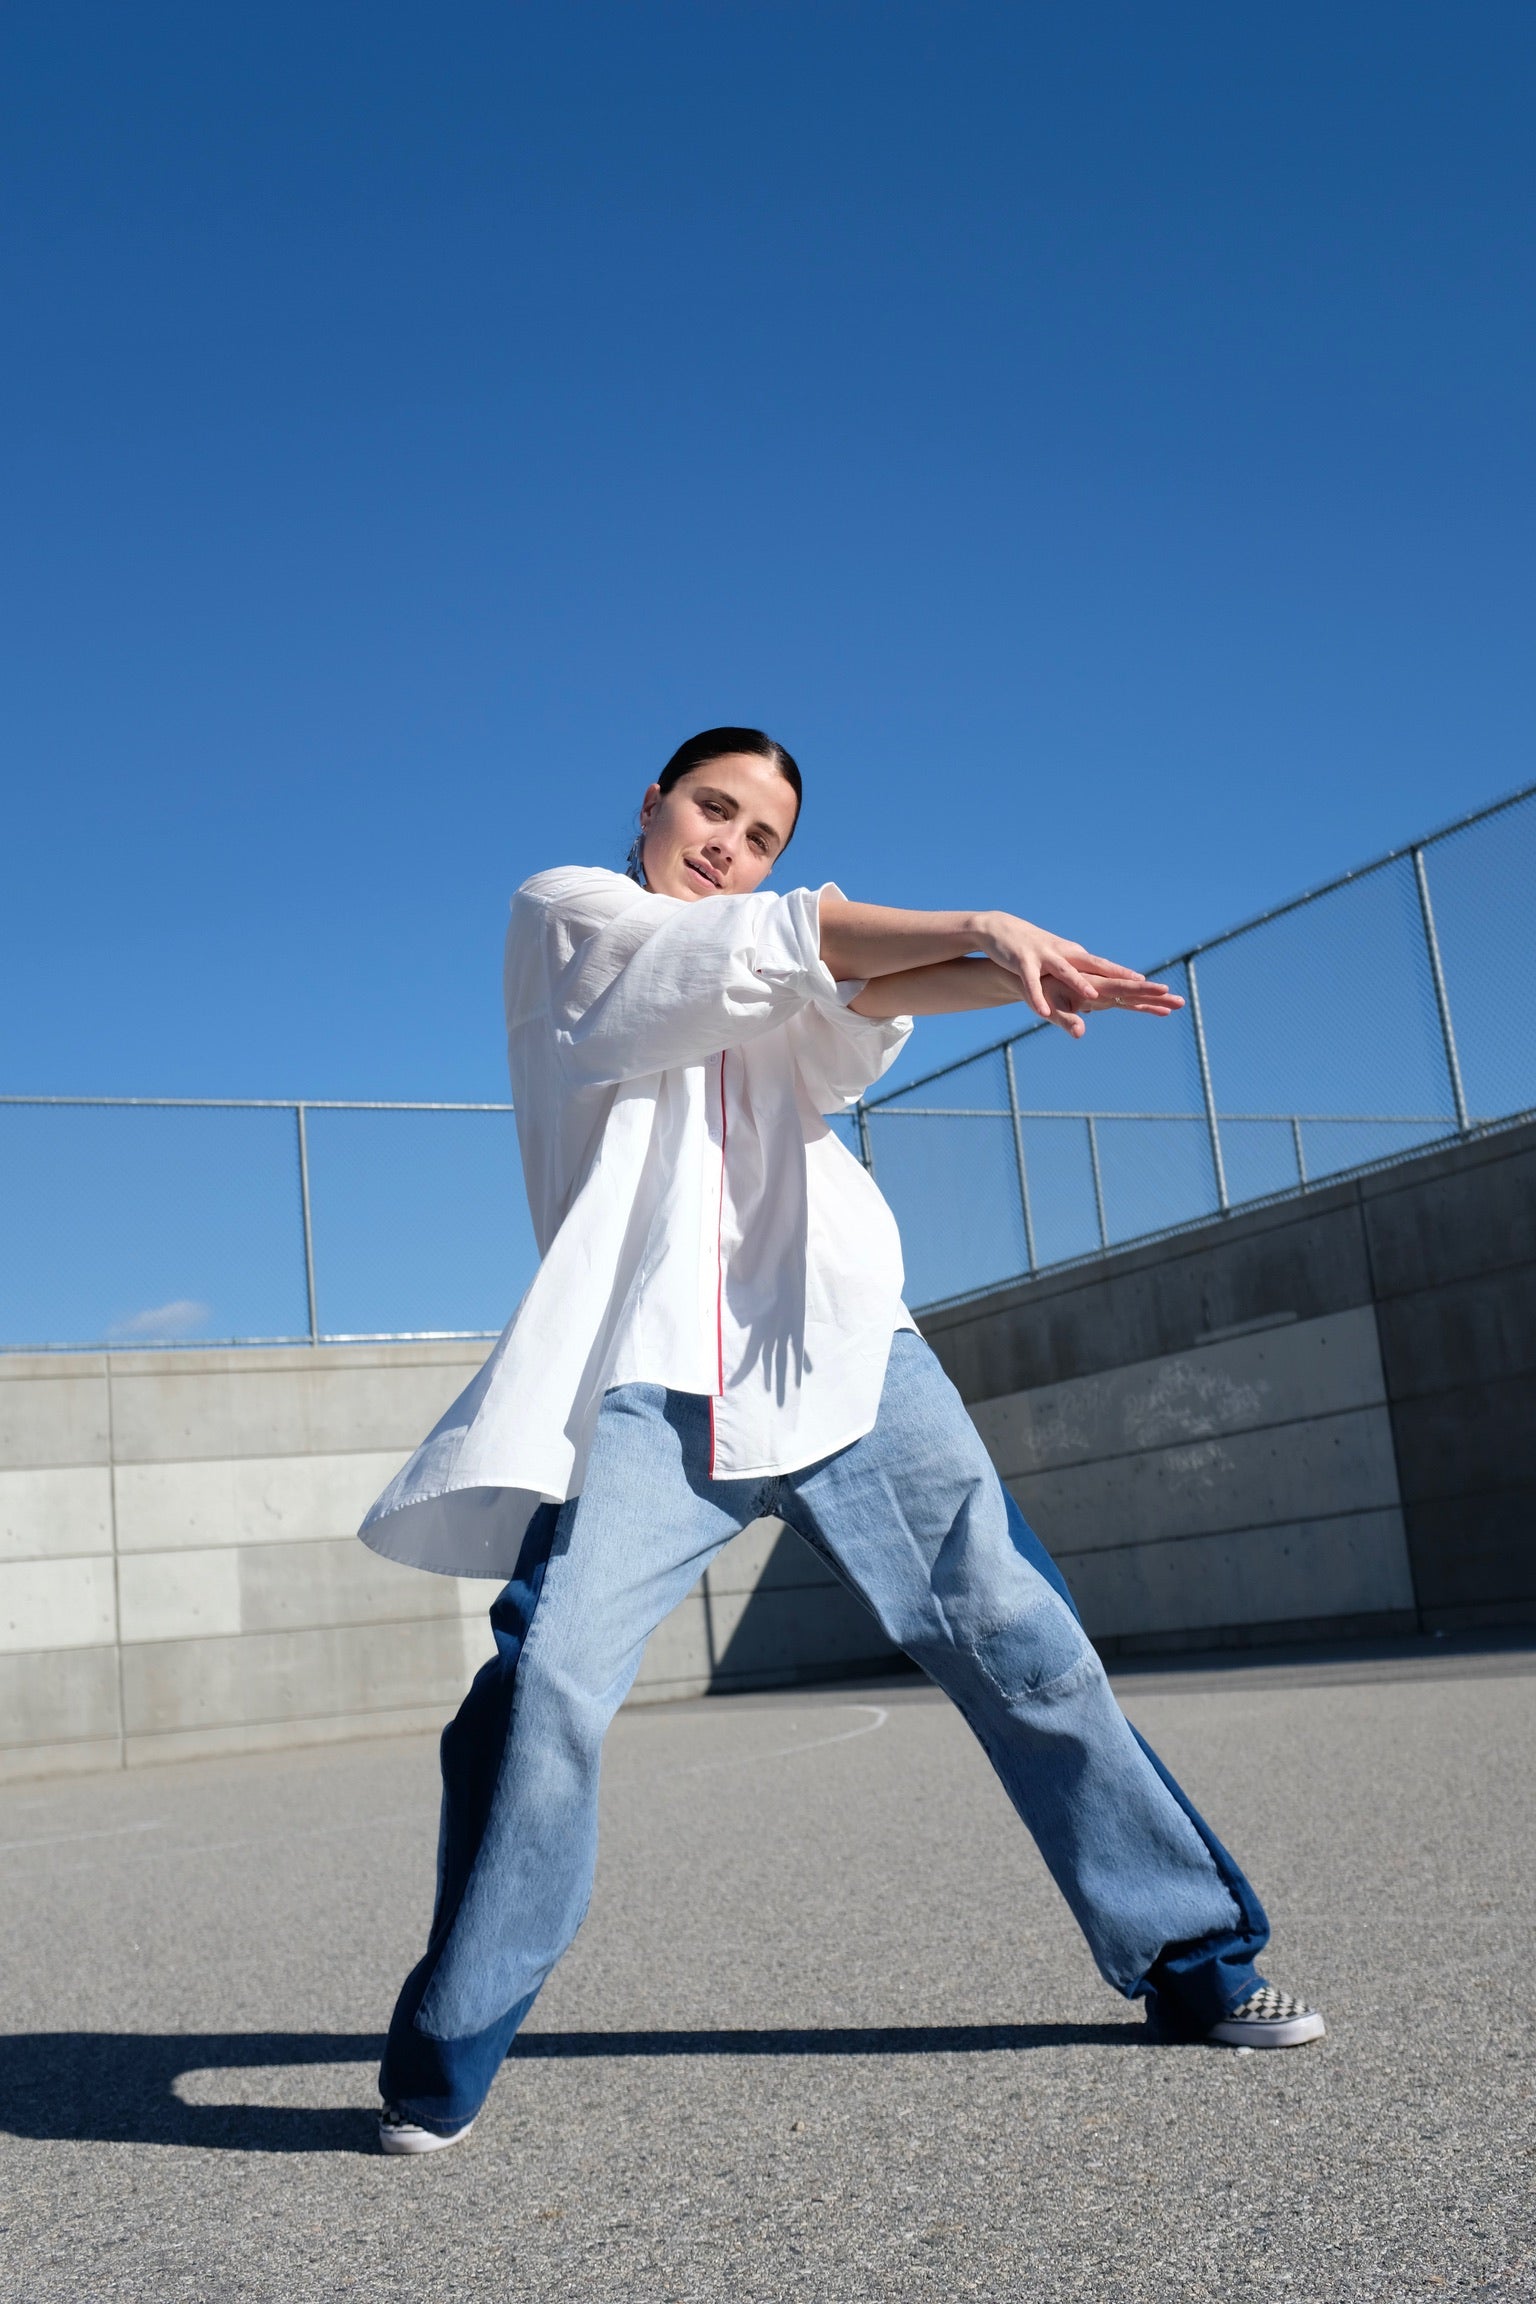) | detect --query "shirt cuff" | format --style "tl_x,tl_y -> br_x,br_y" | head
750,883 -> 846,1006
